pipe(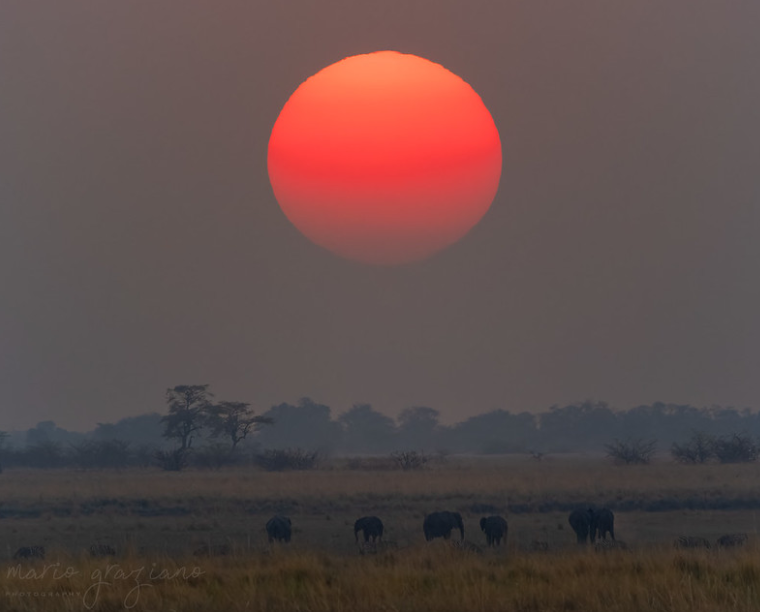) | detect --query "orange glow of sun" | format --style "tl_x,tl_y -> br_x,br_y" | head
268,51 -> 502,265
